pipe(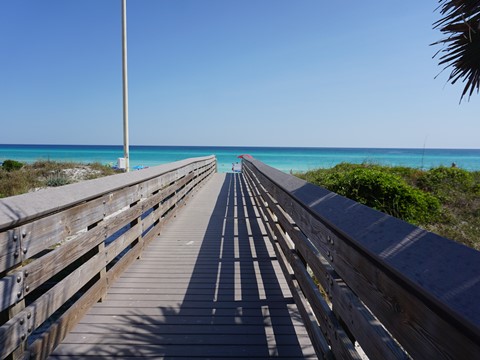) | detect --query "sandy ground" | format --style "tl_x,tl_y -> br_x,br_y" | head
29,166 -> 104,193
60,166 -> 101,181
